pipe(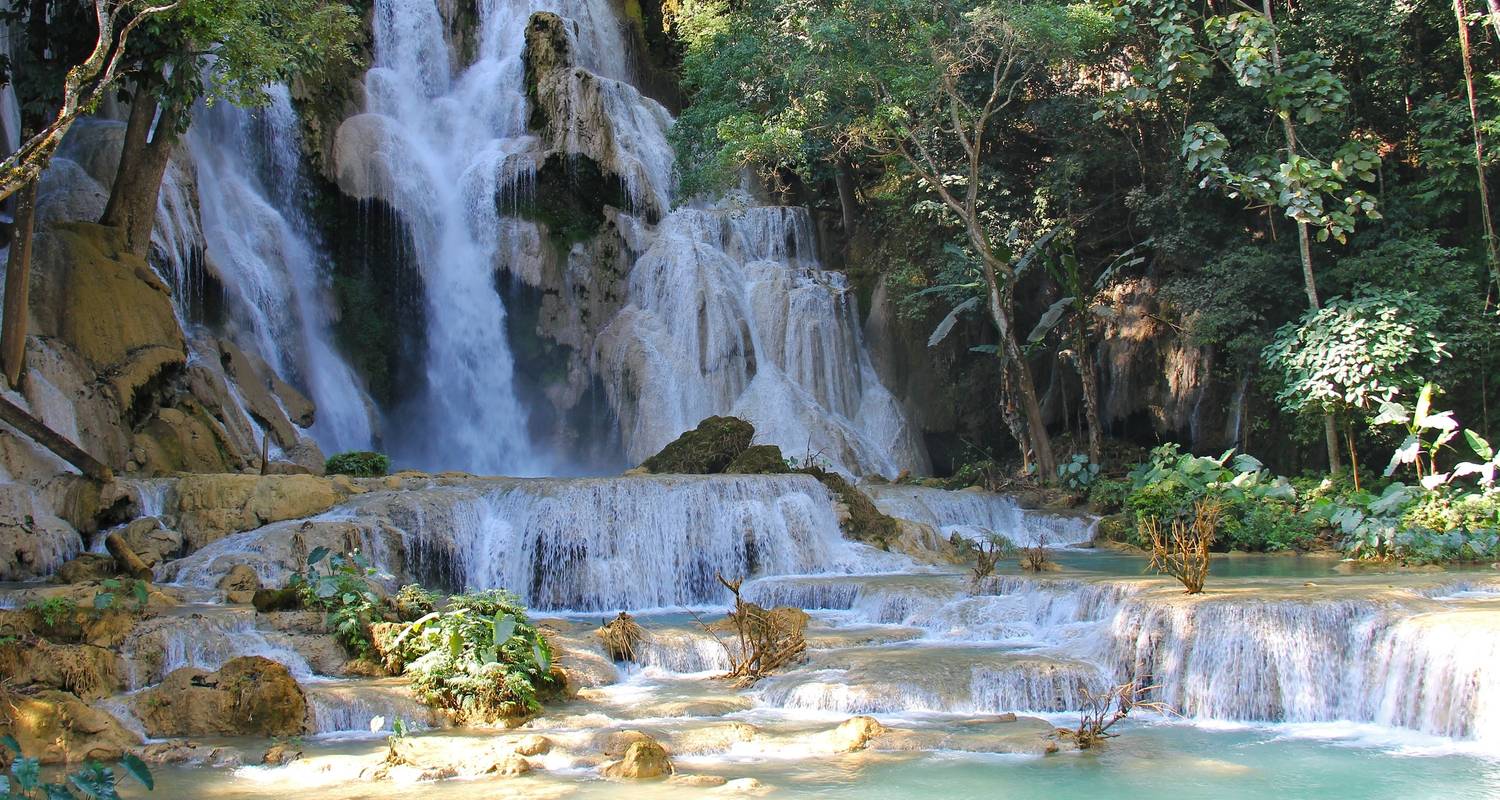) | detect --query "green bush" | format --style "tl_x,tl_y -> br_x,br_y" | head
1087,477 -> 1129,513
291,548 -> 386,659
325,450 -> 392,477
390,589 -> 559,722
1221,498 -> 1317,552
